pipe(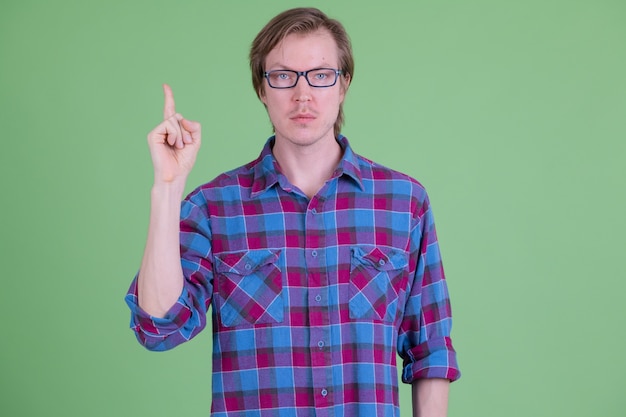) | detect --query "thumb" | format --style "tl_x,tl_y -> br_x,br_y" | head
181,118 -> 201,141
